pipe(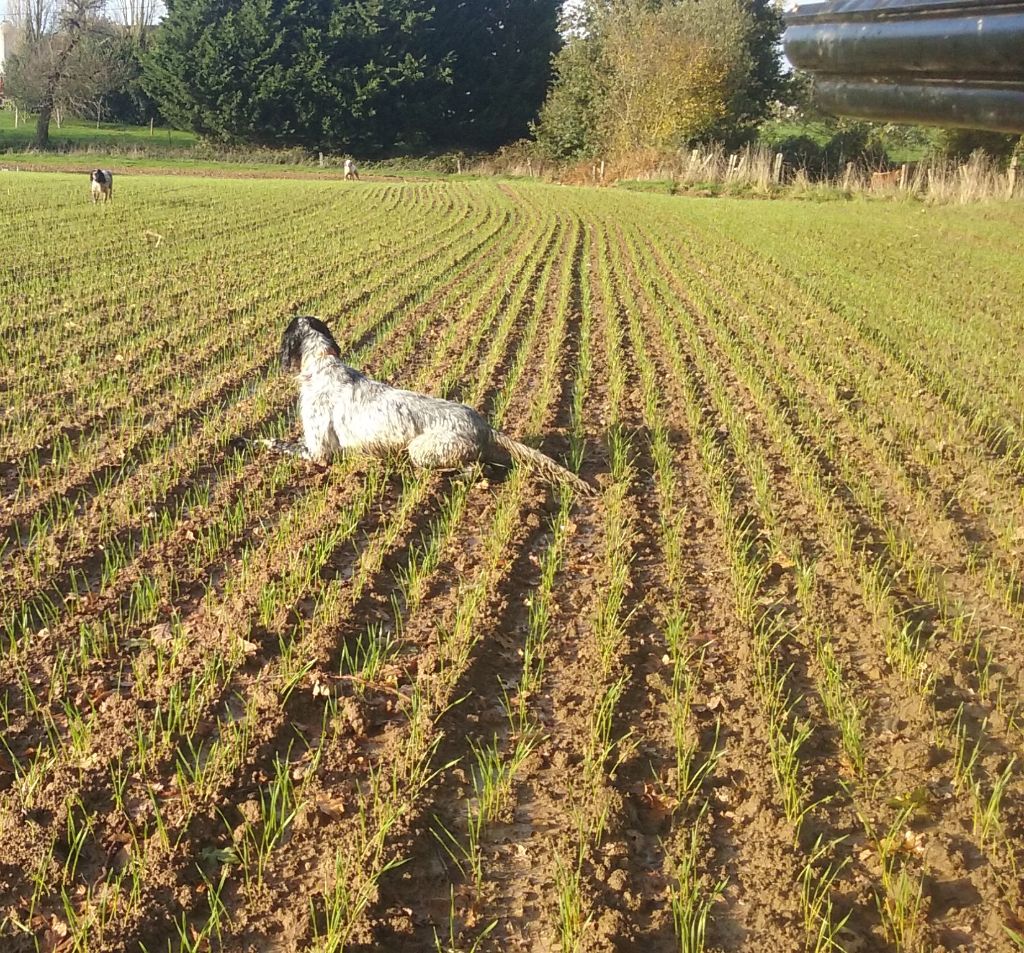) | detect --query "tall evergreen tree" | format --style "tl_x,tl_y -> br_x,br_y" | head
425,0 -> 561,150
143,0 -> 439,152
